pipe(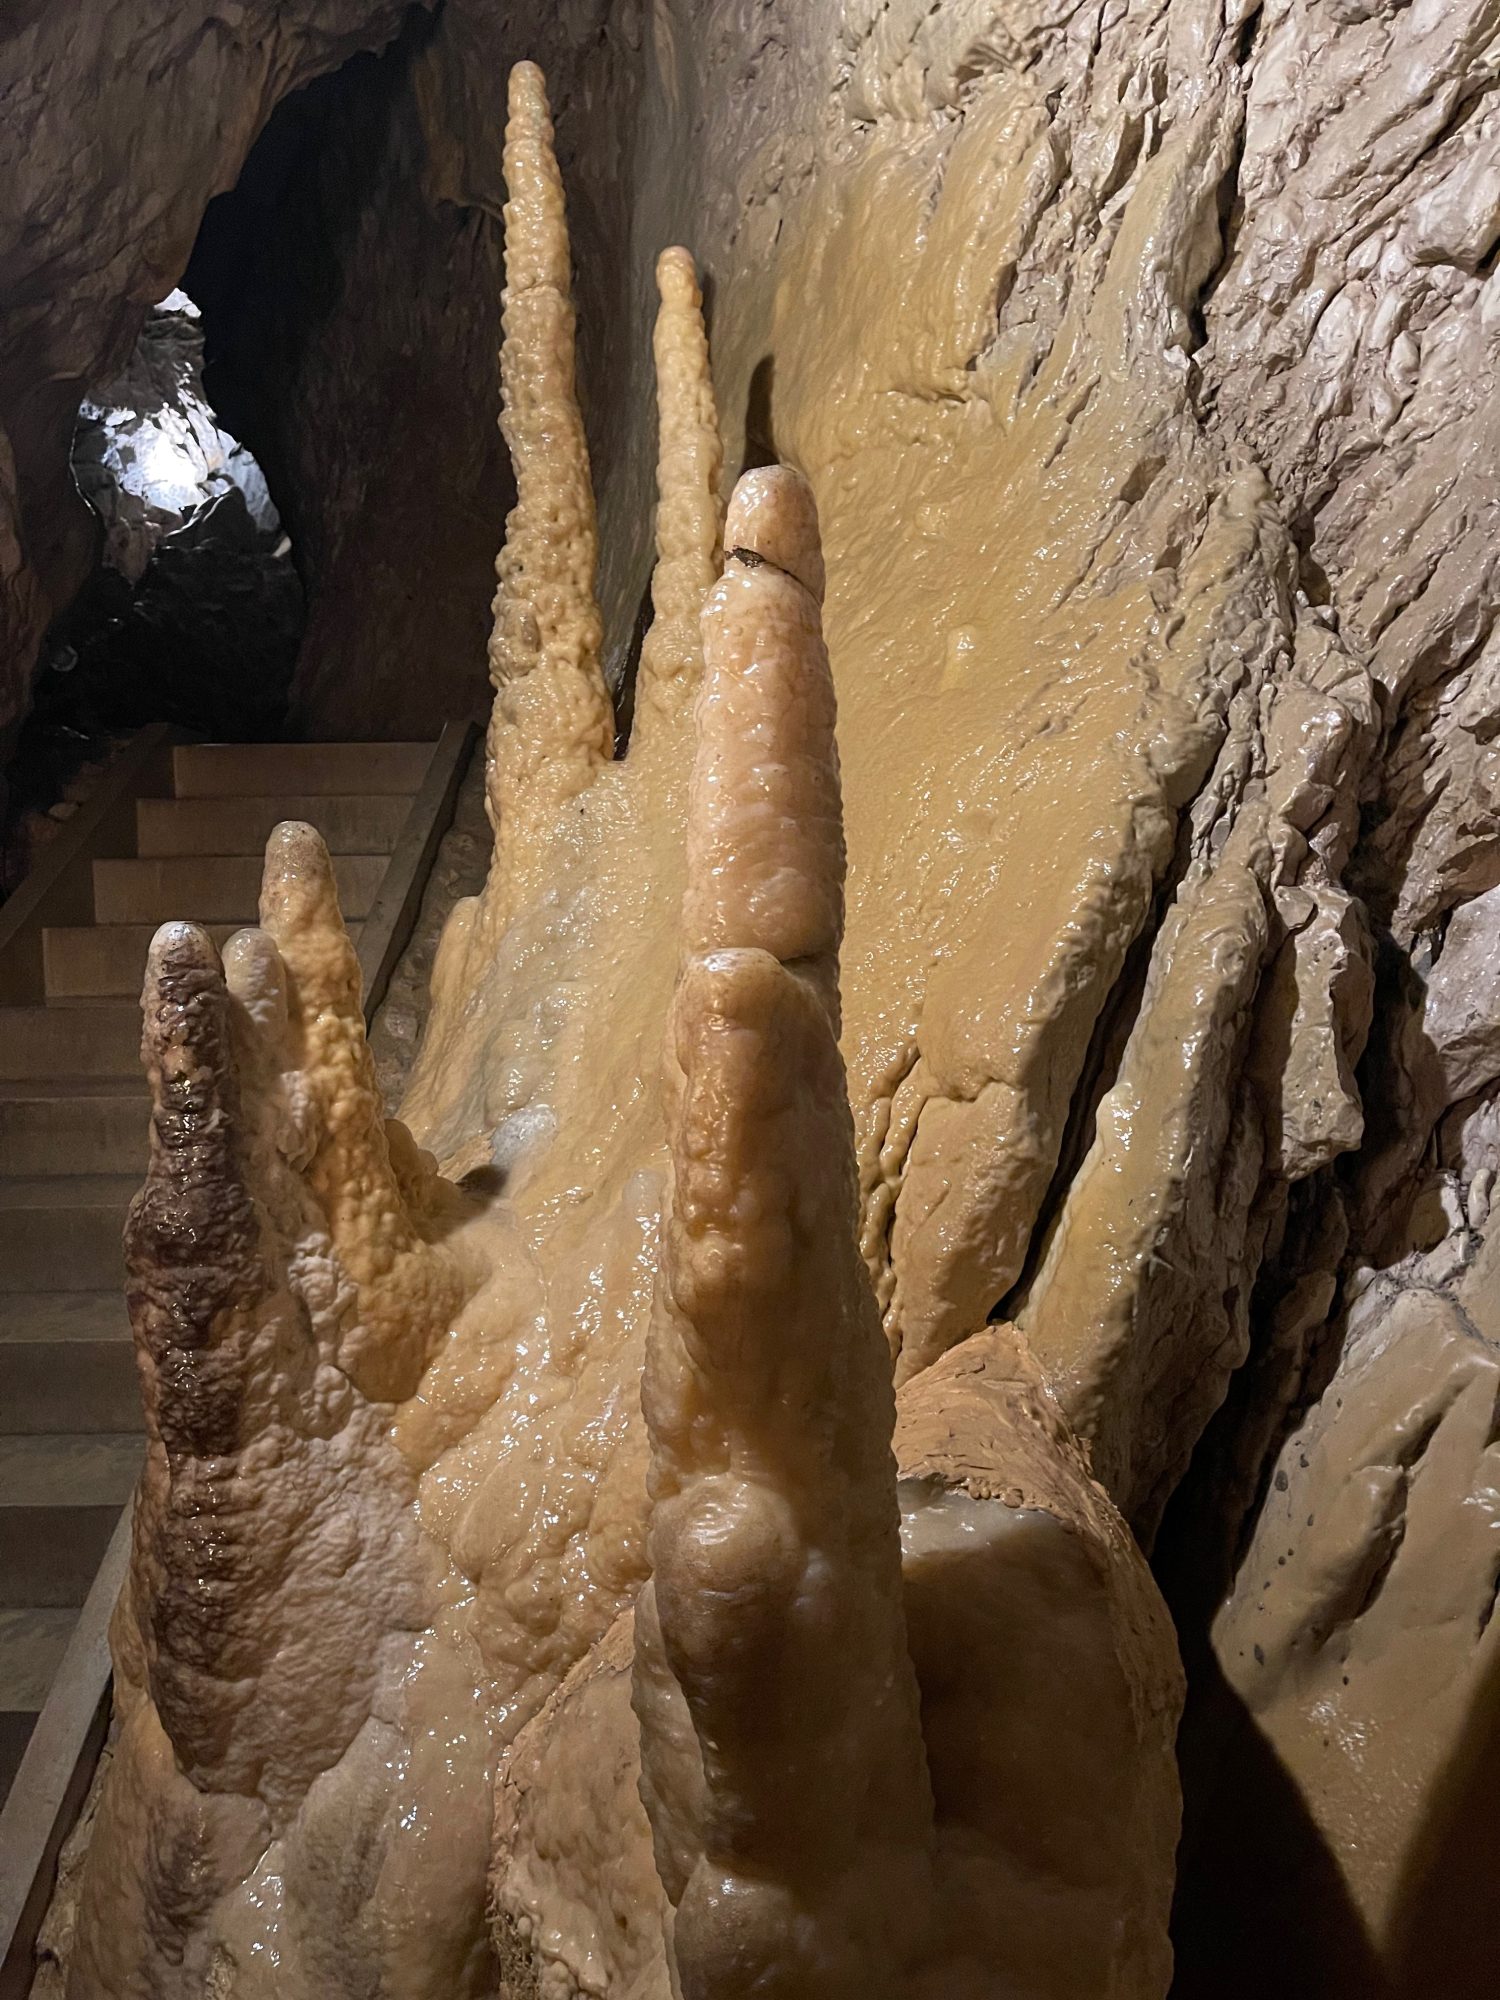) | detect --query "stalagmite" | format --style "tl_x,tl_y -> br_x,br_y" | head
631,246 -> 723,746
259,821 -> 465,1403
67,845 -> 492,1999
490,470 -> 1183,2000
635,466 -> 934,1998
484,59 -> 613,889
